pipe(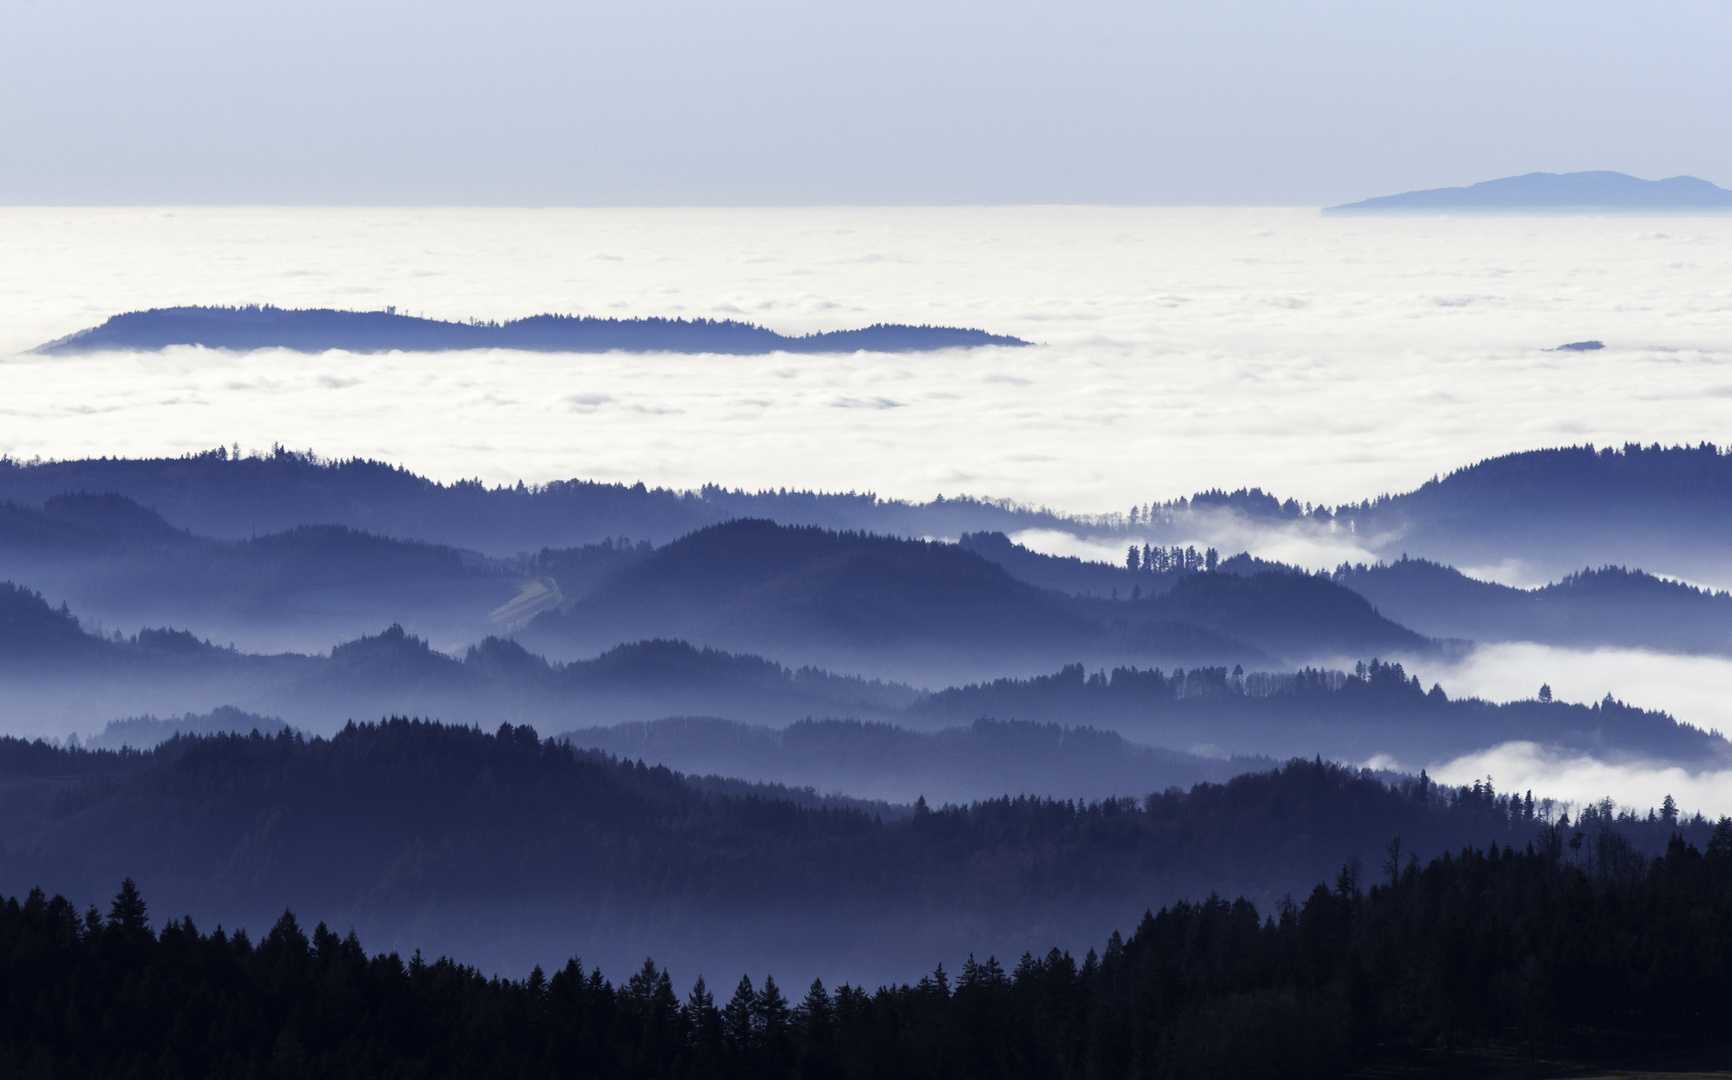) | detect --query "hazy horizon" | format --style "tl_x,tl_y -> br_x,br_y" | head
4,0 -> 1730,205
